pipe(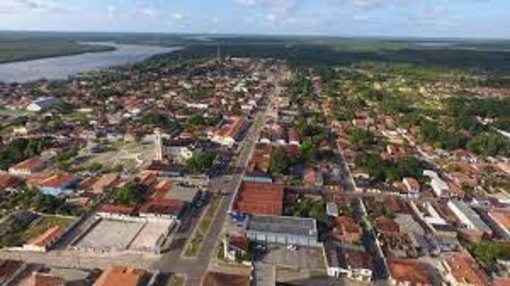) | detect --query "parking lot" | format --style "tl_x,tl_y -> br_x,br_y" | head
74,219 -> 145,251
254,244 -> 327,283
